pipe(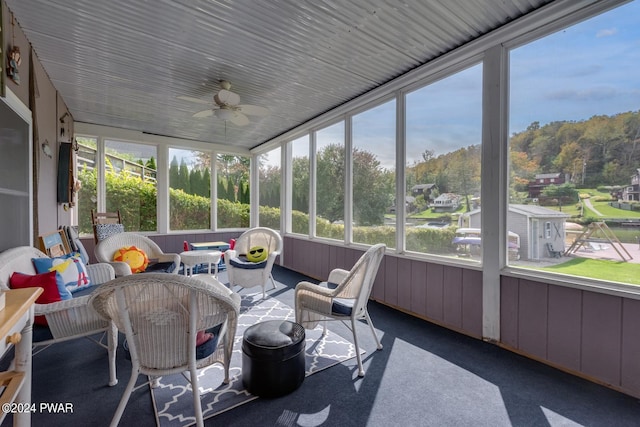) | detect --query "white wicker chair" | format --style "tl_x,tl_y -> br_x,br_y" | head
295,243 -> 386,377
0,246 -> 118,386
224,227 -> 283,298
94,232 -> 181,276
90,273 -> 241,427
